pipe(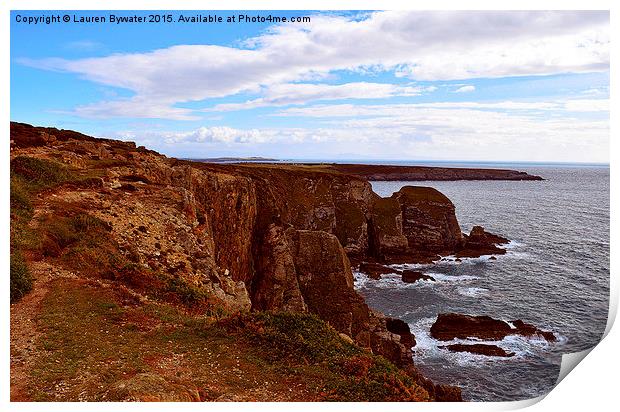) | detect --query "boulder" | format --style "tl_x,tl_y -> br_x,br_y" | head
385,317 -> 416,348
430,313 -> 513,341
